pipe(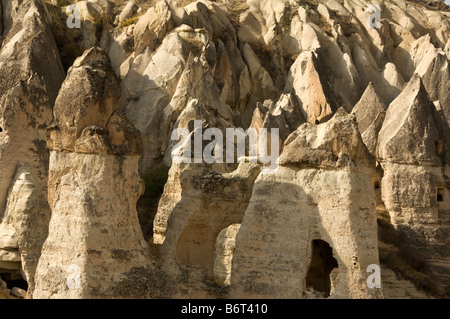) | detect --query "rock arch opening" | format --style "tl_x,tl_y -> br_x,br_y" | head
305,239 -> 338,298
